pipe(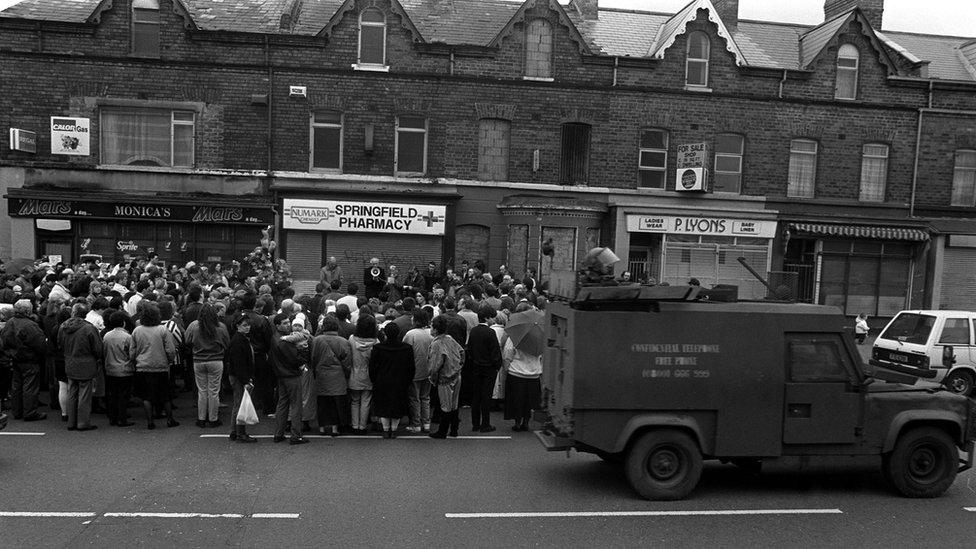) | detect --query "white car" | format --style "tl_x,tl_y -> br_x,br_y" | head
871,310 -> 976,396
